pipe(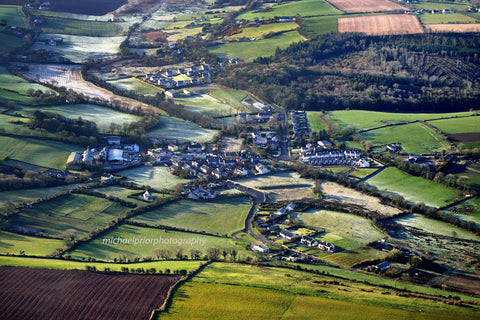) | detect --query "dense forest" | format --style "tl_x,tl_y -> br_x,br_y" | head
219,33 -> 480,112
